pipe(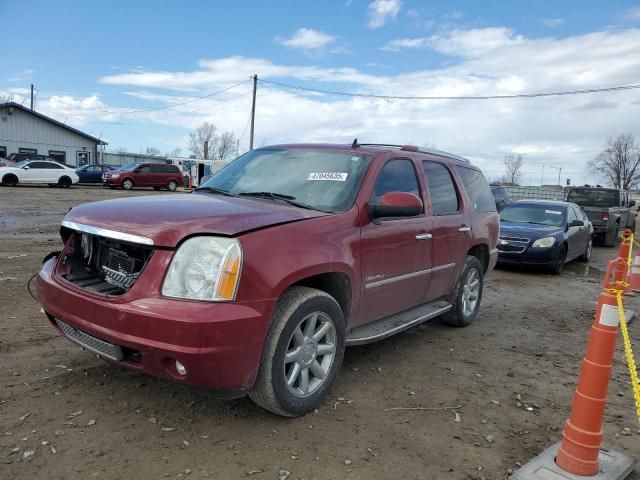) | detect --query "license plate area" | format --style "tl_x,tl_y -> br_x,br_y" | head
56,319 -> 124,361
